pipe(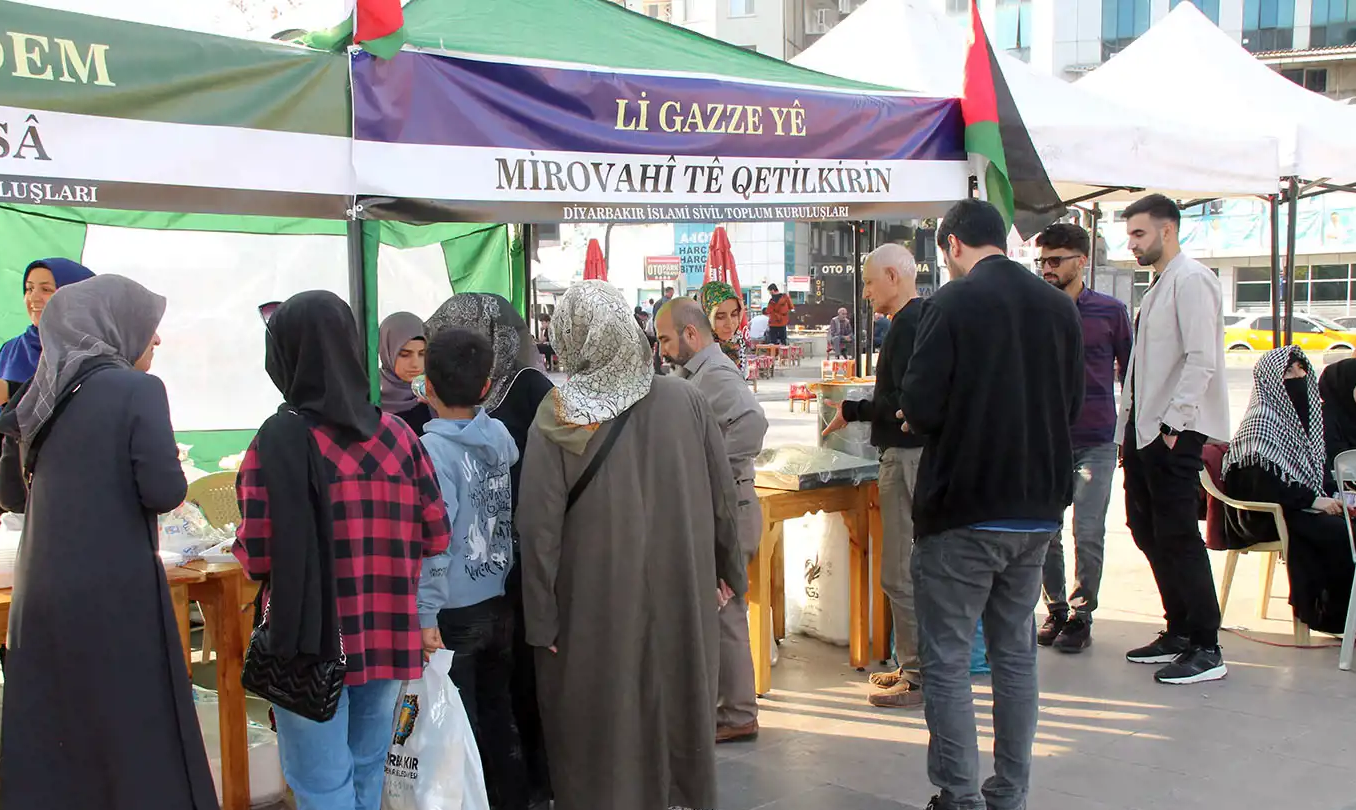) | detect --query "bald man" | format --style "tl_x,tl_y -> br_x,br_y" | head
655,298 -> 769,743
823,242 -> 926,709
